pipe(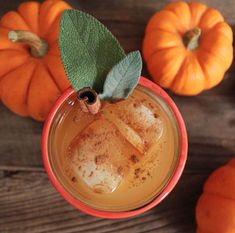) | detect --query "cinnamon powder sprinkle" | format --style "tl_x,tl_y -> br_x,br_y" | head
82,170 -> 87,178
94,141 -> 102,146
130,154 -> 139,164
154,113 -> 159,118
134,168 -> 141,178
117,166 -> 124,176
134,168 -> 147,180
88,171 -> 94,177
148,102 -> 154,109
71,177 -> 76,182
95,154 -> 107,165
